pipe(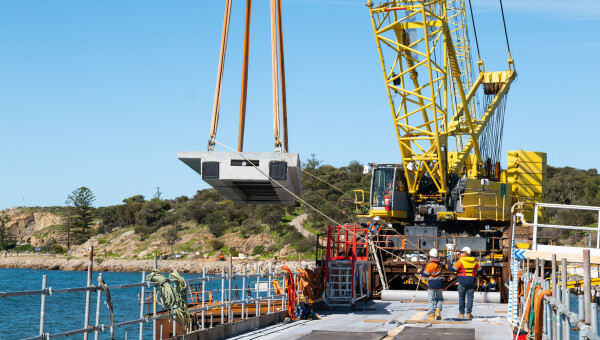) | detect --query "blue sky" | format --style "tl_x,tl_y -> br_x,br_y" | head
0,0 -> 598,209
